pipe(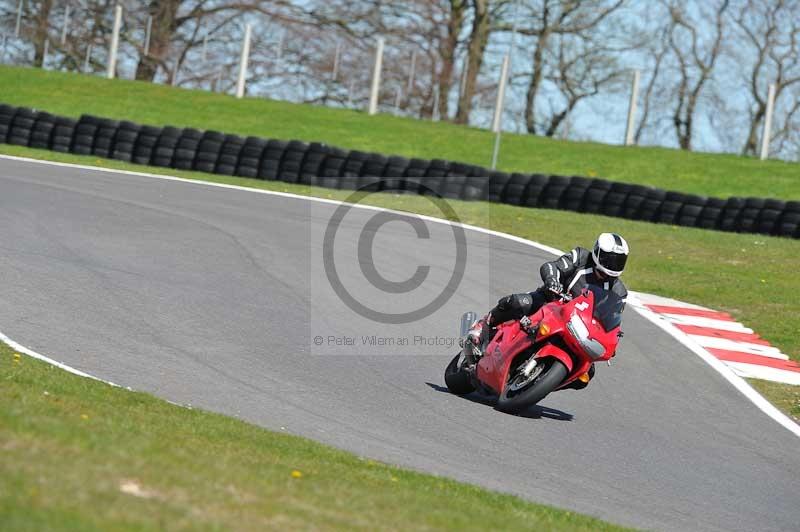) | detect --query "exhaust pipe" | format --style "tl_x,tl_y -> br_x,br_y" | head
460,311 -> 478,337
